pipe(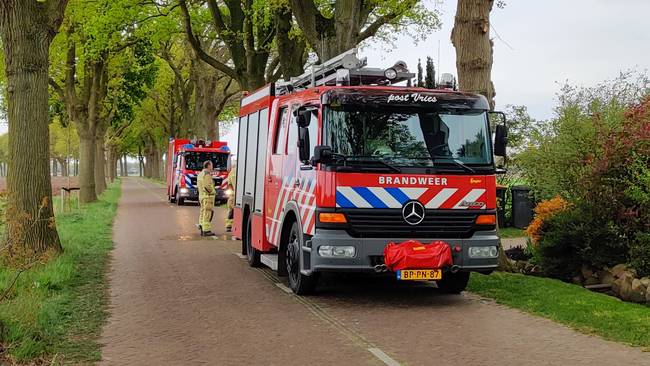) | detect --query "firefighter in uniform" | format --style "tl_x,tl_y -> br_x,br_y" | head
225,164 -> 236,232
198,160 -> 216,236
